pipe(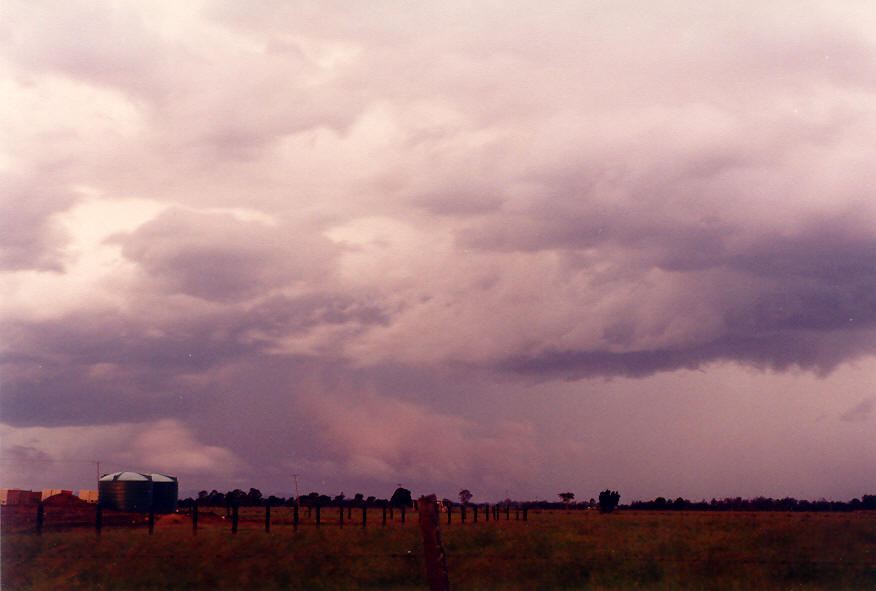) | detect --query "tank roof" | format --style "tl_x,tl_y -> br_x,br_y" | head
99,471 -> 176,482
149,473 -> 177,482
